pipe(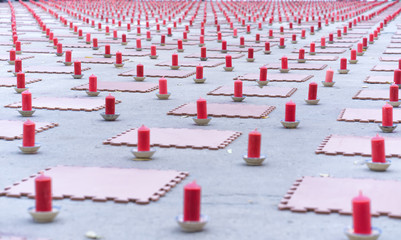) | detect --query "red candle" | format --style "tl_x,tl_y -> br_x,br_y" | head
247,48 -> 254,59
363,38 -> 367,47
292,34 -> 296,42
369,34 -> 374,43
151,45 -> 157,56
340,58 -> 347,70
234,80 -> 243,97
23,119 -> 35,147
16,41 -> 21,52
161,35 -> 166,44
321,37 -> 326,47
260,66 -> 267,81
65,50 -> 72,63
15,58 -> 22,73
352,192 -> 372,234
389,84 -> 399,102
93,38 -> 98,48
325,68 -> 334,82
343,26 -> 347,34
240,36 -> 245,46
105,94 -> 115,115
351,49 -> 357,60
89,74 -> 97,92
115,51 -> 122,64
22,90 -> 32,111
310,26 -> 314,33
357,43 -> 363,53
159,78 -> 168,94
74,61 -> 81,75
86,33 -> 91,42
183,181 -> 201,222
279,37 -> 284,46
225,55 -> 232,68
217,32 -> 222,41
301,29 -> 306,38
395,69 -> 401,84
281,56 -> 288,69
78,29 -> 83,37
285,101 -> 296,122
299,49 -> 305,59
35,173 -> 52,212
17,72 -> 25,89
147,31 -> 151,39
371,134 -> 386,163
196,98 -> 207,119
178,39 -> 183,50
196,65 -> 203,79
113,30 -> 118,39
56,43 -> 62,54
308,82 -> 318,100
269,29 -> 273,38
382,104 -> 393,127
137,125 -> 150,152
310,42 -> 315,53
122,34 -> 127,43
201,47 -> 206,58
265,42 -> 270,51
53,38 -> 58,47
137,64 -> 144,77
105,45 -> 111,55
329,33 -> 334,42
221,40 -> 227,51
337,29 -> 341,37
247,129 -> 261,158
200,35 -> 204,44
399,60 -> 401,70
10,49 -> 16,61
172,53 -> 178,66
